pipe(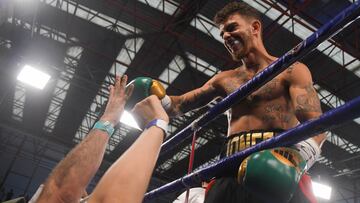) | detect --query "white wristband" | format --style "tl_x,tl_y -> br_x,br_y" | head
292,138 -> 321,170
161,95 -> 172,111
145,119 -> 169,139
